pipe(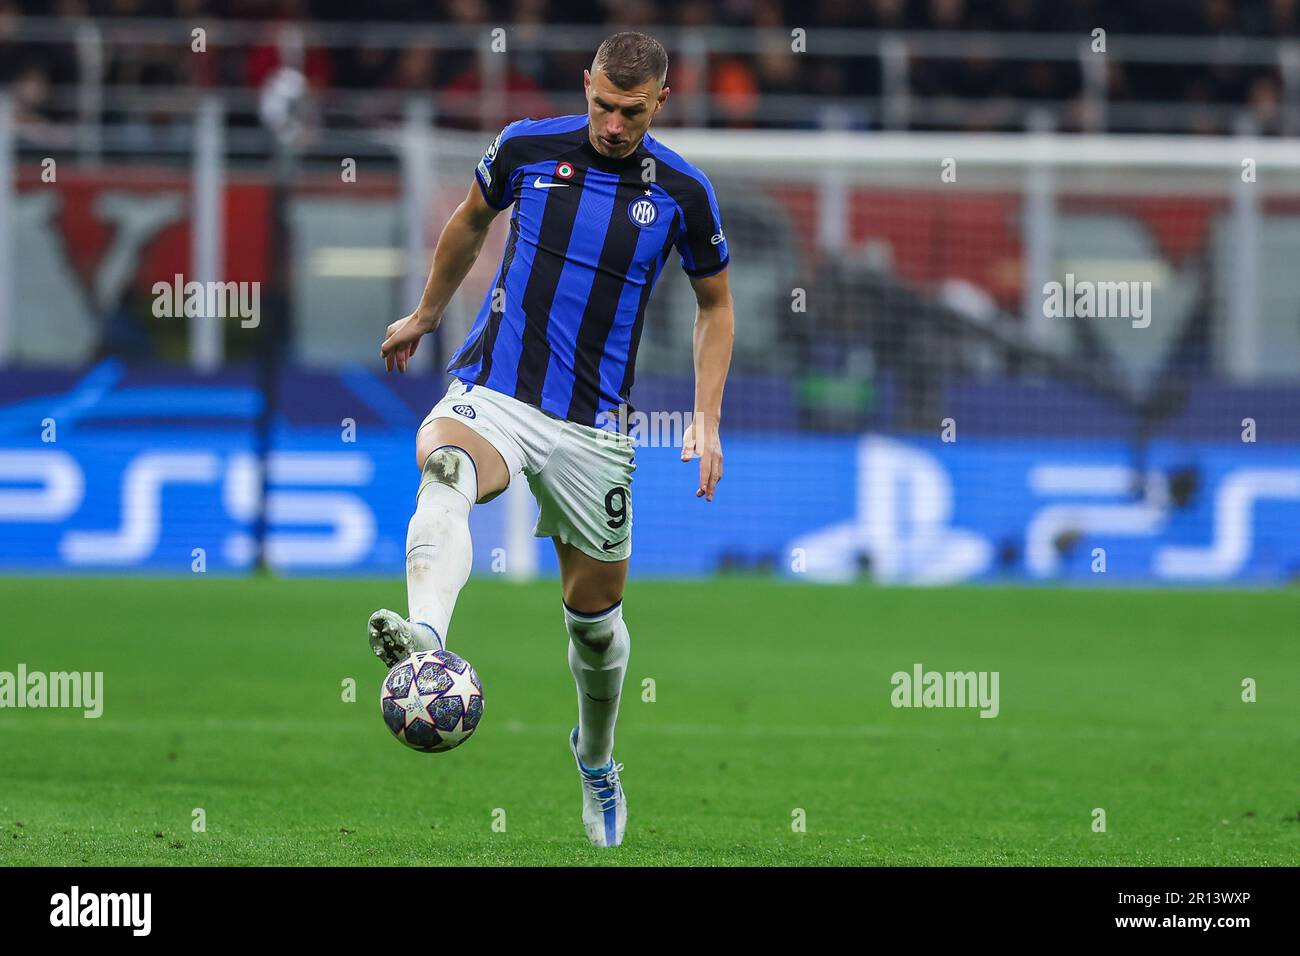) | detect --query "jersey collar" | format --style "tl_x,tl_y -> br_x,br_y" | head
578,124 -> 650,174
